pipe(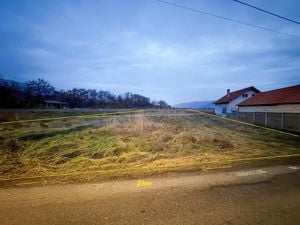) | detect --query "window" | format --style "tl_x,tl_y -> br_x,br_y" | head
222,107 -> 227,114
242,94 -> 248,97
252,94 -> 255,96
